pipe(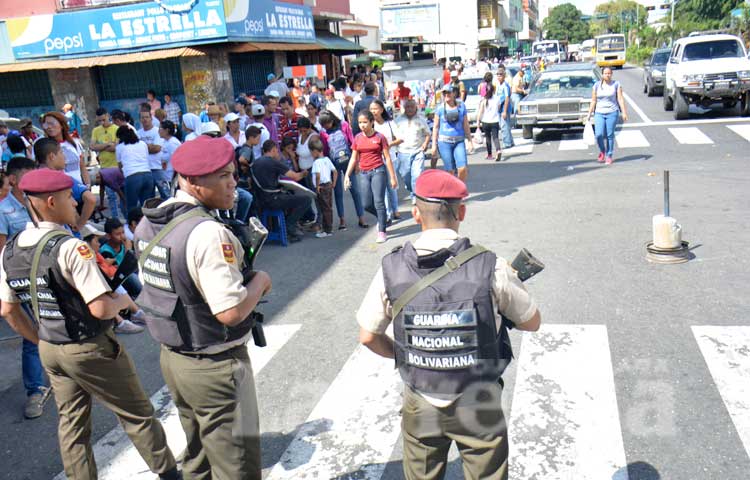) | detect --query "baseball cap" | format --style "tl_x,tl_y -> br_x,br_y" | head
224,112 -> 240,123
251,104 -> 265,116
80,223 -> 105,239
234,96 -> 248,106
267,90 -> 280,98
200,122 -> 221,135
267,73 -> 276,82
441,84 -> 454,93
